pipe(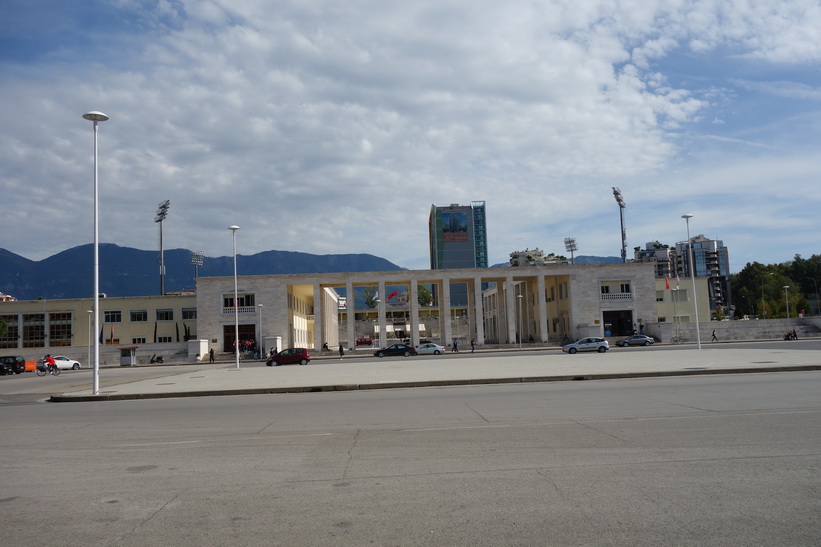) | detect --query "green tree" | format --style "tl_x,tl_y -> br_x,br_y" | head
417,284 -> 433,307
363,286 -> 378,308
